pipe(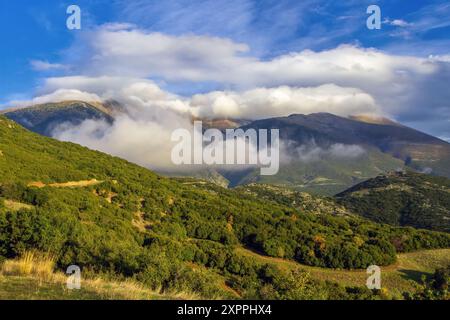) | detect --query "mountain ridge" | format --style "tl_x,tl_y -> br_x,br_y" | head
3,101 -> 450,194
235,112 -> 450,193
